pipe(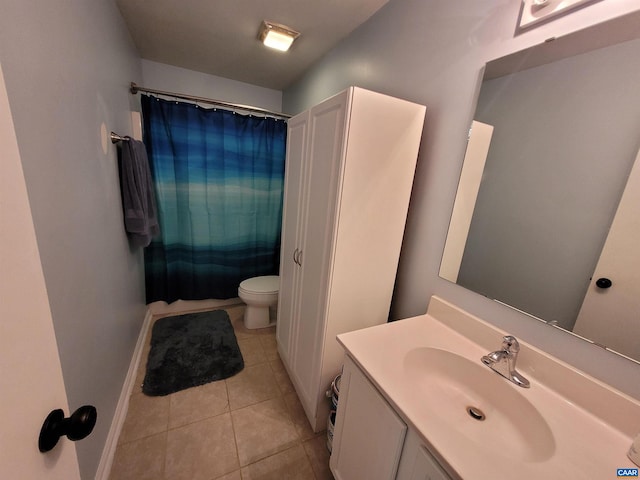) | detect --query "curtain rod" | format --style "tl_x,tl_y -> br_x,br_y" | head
129,82 -> 291,120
